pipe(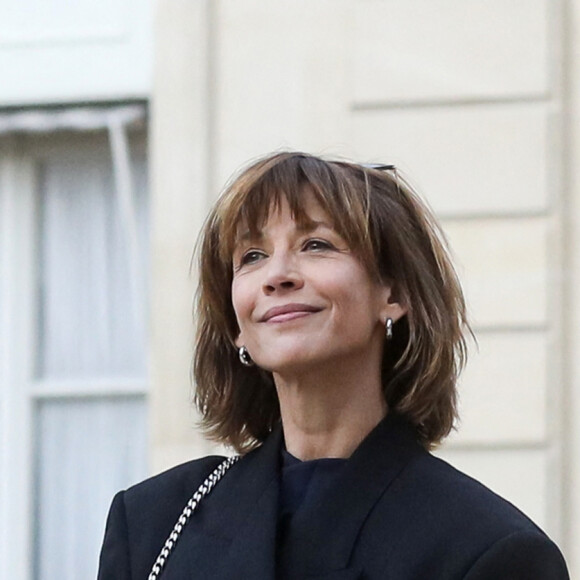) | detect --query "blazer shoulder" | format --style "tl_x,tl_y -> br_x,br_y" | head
99,455 -> 227,580
463,530 -> 569,579
414,453 -> 546,535
123,454 -> 227,510
364,453 -> 569,578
